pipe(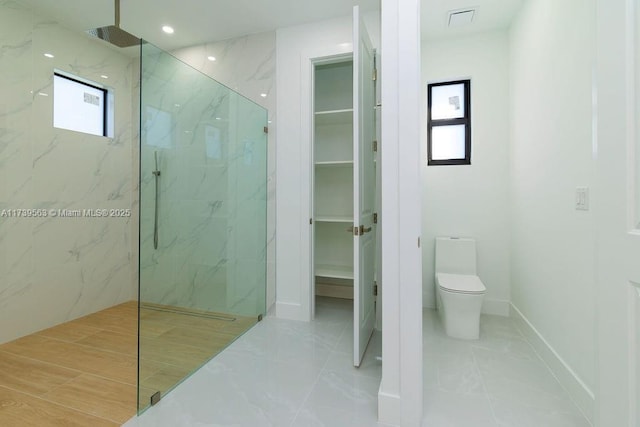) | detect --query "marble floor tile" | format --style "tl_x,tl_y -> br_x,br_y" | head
422,388 -> 497,427
422,308 -> 591,426
490,397 -> 592,427
124,297 -> 377,427
291,403 -> 386,427
125,305 -> 592,427
302,369 -> 381,415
